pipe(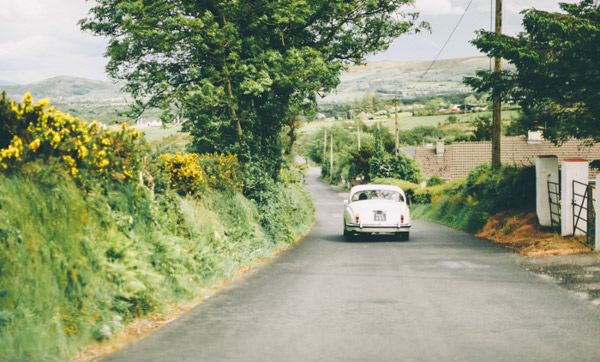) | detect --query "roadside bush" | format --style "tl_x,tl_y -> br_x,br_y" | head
411,164 -> 535,232
200,152 -> 243,192
377,164 -> 535,233
158,152 -> 243,196
426,175 -> 445,187
0,92 -> 145,187
367,150 -> 424,184
159,152 -> 207,196
243,159 -> 314,246
0,94 -> 316,361
0,163 -> 314,361
460,163 -> 535,213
